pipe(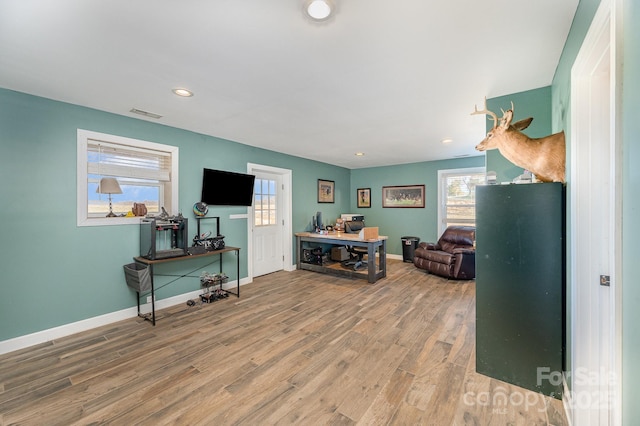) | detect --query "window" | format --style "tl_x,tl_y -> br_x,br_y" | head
438,167 -> 485,235
253,178 -> 277,226
77,129 -> 179,226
